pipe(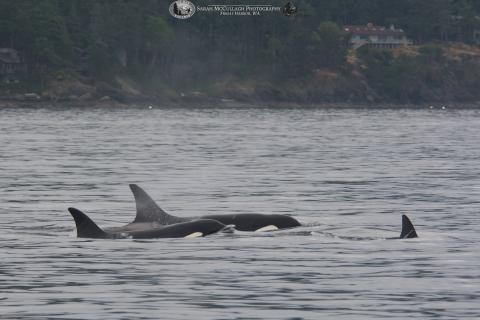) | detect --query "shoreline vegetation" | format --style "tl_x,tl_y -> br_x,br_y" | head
2,1 -> 480,108
2,43 -> 480,109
